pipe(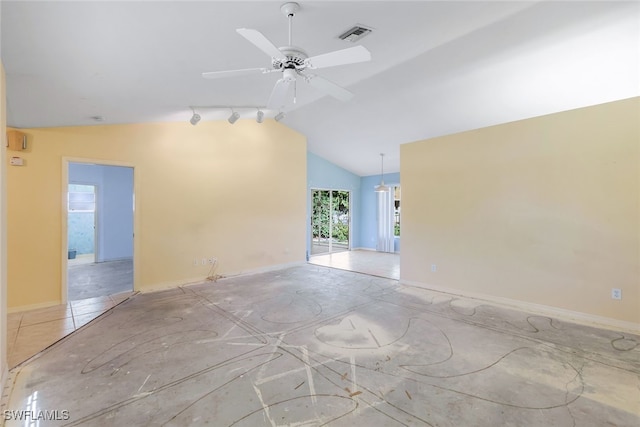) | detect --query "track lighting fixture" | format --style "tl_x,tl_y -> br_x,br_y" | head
187,106 -> 272,125
190,111 -> 201,126
228,110 -> 240,124
374,153 -> 390,192
274,112 -> 285,122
